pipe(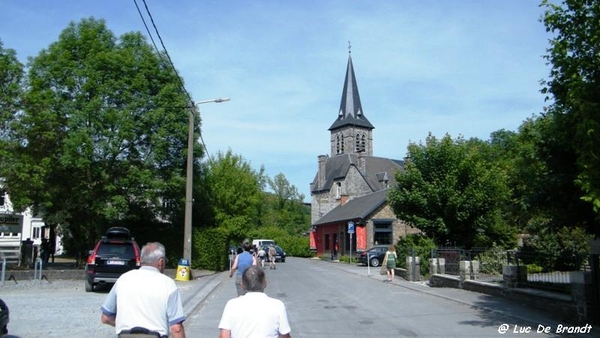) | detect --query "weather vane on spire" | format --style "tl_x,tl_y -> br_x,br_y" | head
348,41 -> 352,54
